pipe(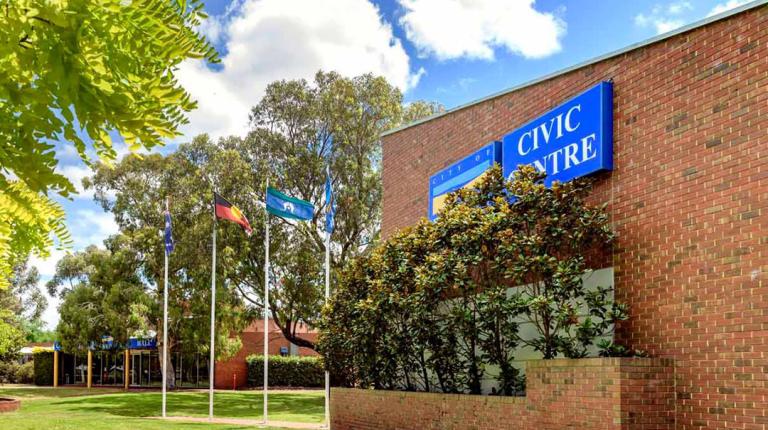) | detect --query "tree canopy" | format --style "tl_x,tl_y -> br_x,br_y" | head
86,71 -> 442,351
0,0 -> 218,288
47,237 -> 152,351
0,260 -> 47,358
